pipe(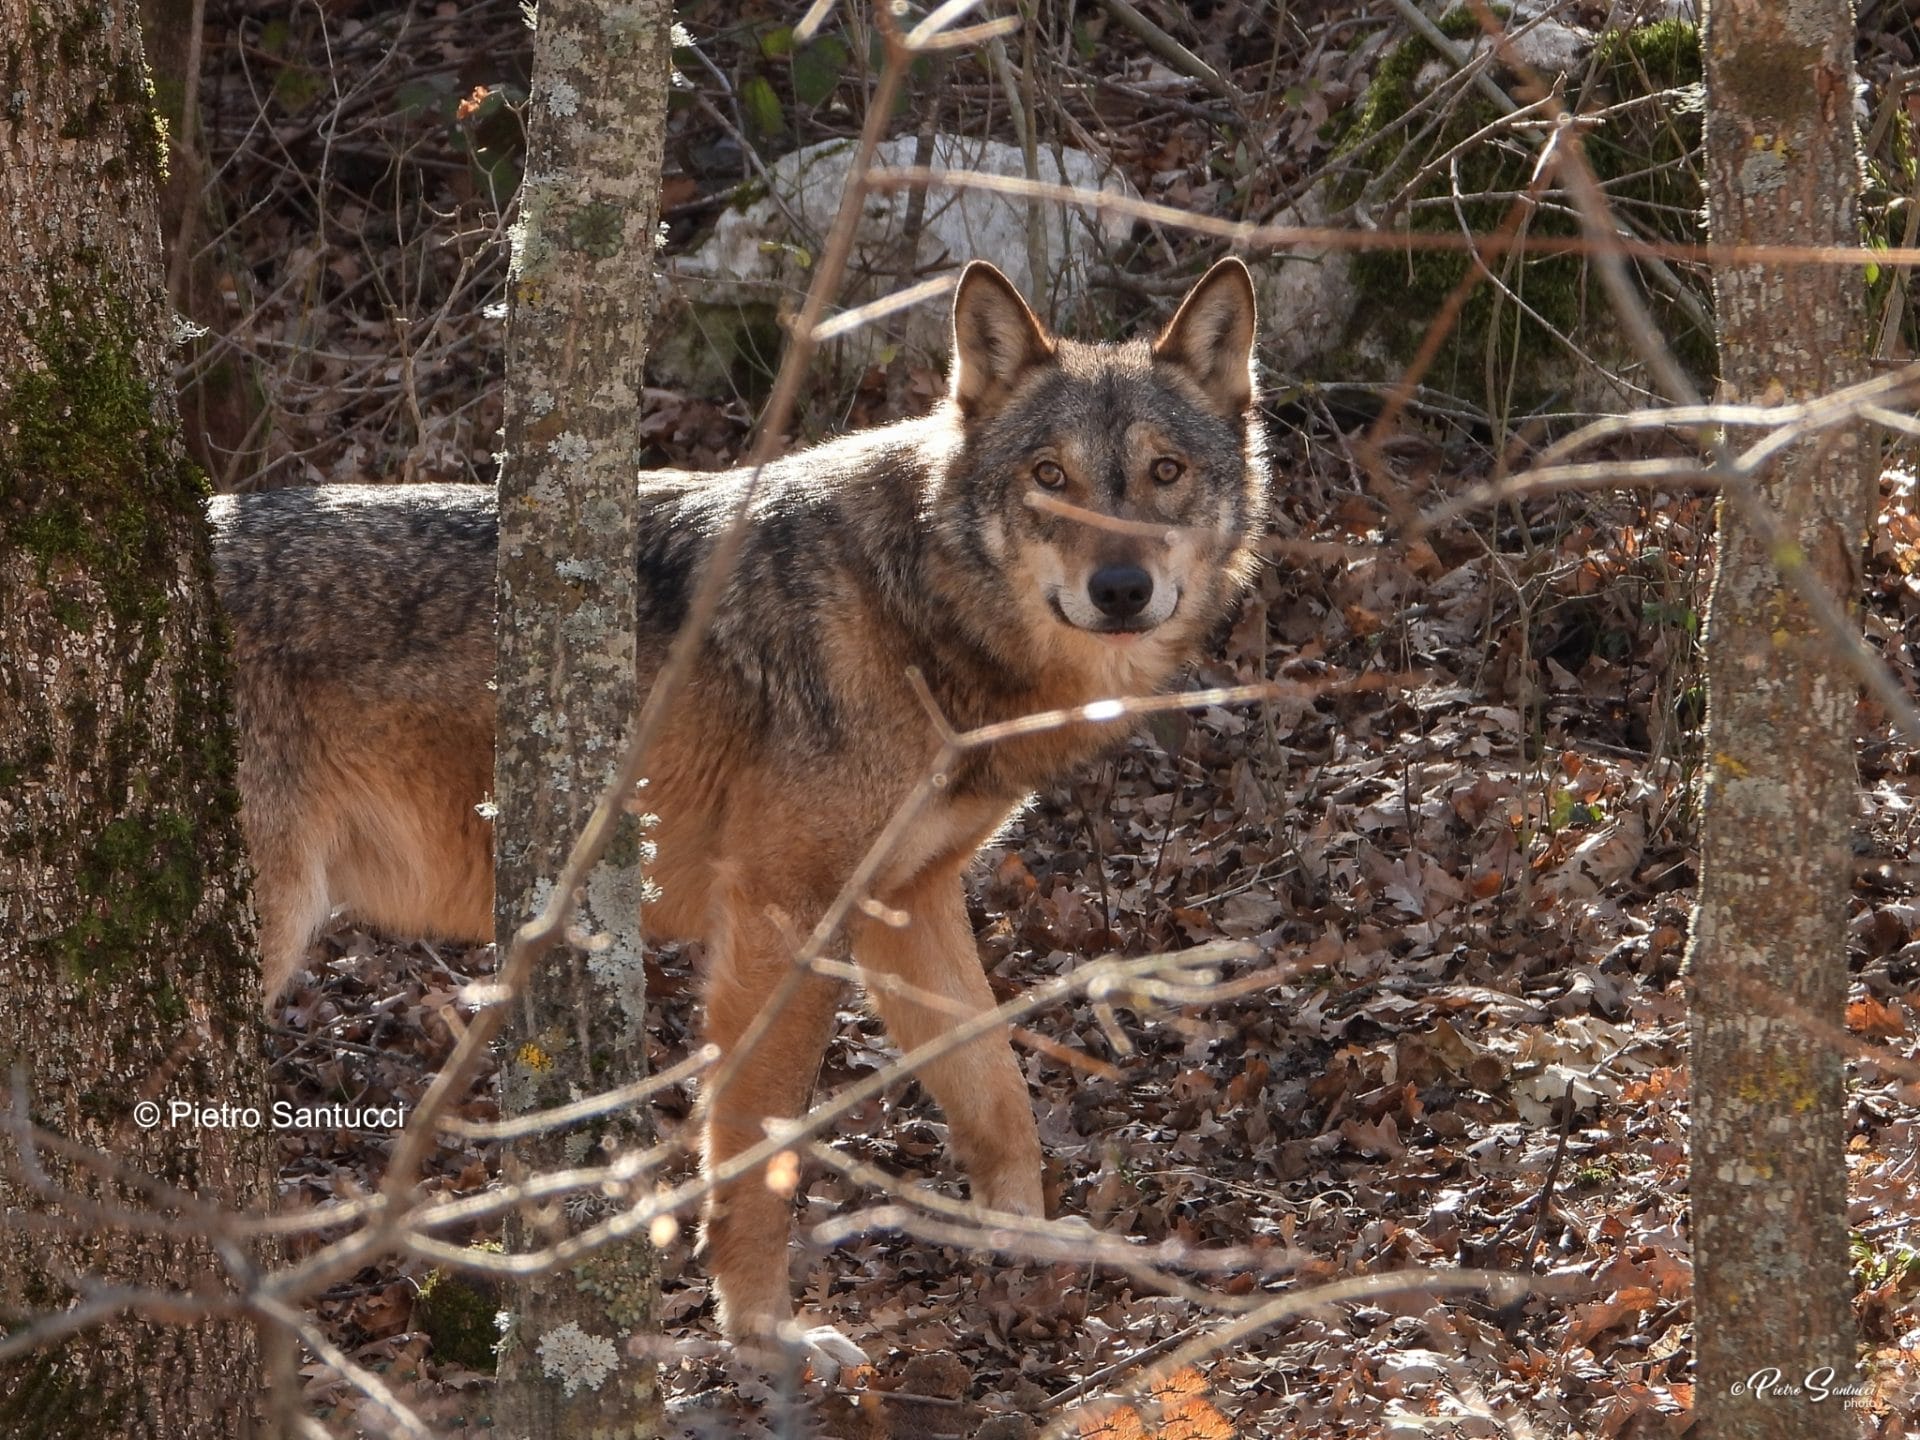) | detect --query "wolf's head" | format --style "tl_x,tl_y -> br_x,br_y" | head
931,258 -> 1267,694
